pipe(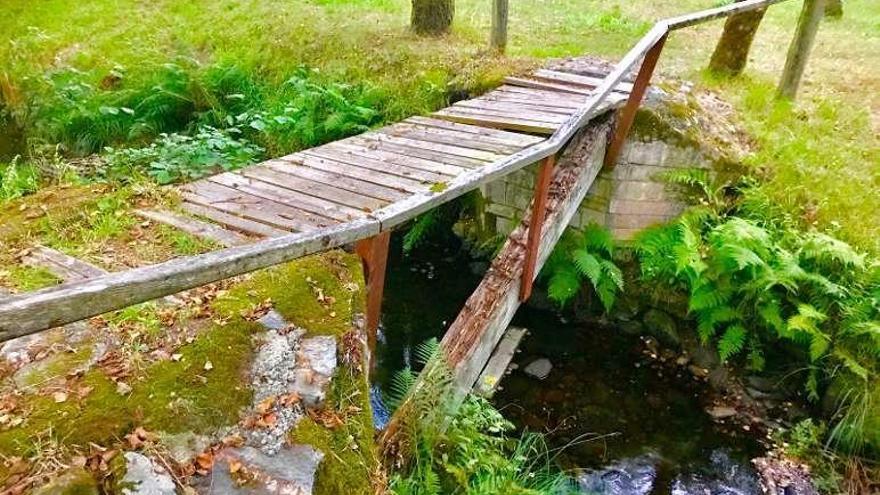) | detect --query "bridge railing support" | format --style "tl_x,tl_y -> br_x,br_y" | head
355,231 -> 391,358
519,155 -> 555,301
